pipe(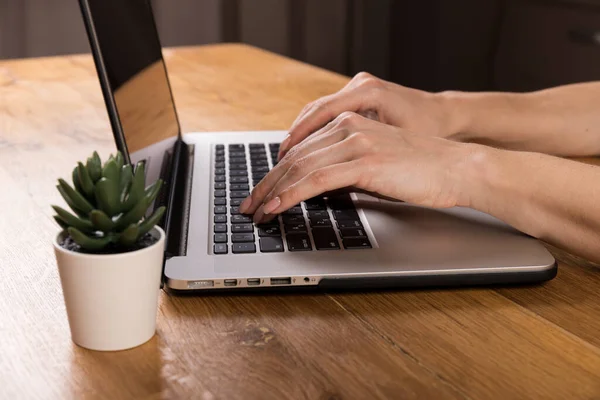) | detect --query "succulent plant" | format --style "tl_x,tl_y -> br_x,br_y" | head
52,151 -> 165,252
